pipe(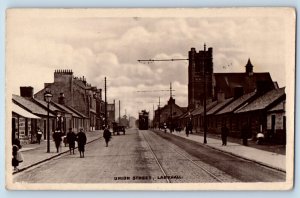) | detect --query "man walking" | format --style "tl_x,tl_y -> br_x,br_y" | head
103,126 -> 112,147
66,128 -> 76,154
221,124 -> 229,146
77,129 -> 87,158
